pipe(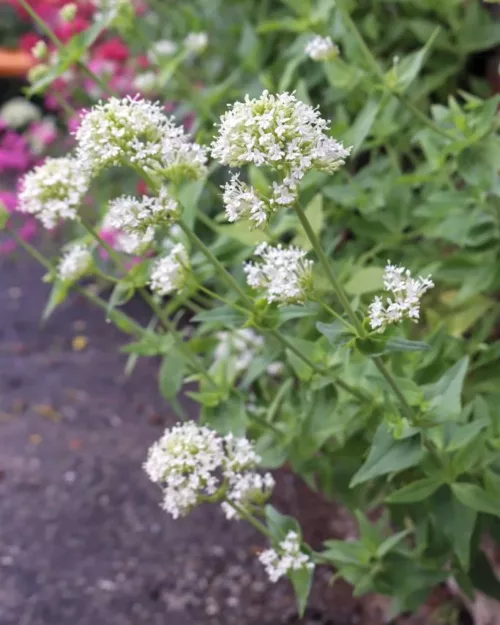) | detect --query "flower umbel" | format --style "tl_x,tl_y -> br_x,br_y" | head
58,244 -> 92,282
222,174 -> 269,227
76,95 -> 207,180
144,422 -> 274,519
305,36 -> 339,62
149,243 -> 190,296
368,261 -> 434,332
244,243 -> 314,304
106,188 -> 179,236
211,90 -> 350,207
259,531 -> 314,583
19,156 -> 90,229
